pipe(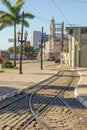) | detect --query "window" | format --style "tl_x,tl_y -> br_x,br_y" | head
81,28 -> 87,34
